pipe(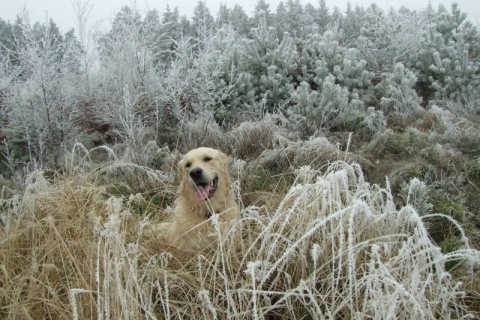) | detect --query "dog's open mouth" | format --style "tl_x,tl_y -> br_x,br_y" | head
194,176 -> 218,201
